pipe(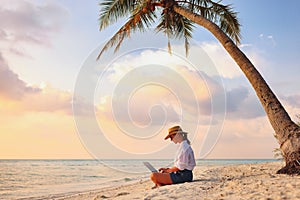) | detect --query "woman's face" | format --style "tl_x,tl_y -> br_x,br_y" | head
171,132 -> 182,144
